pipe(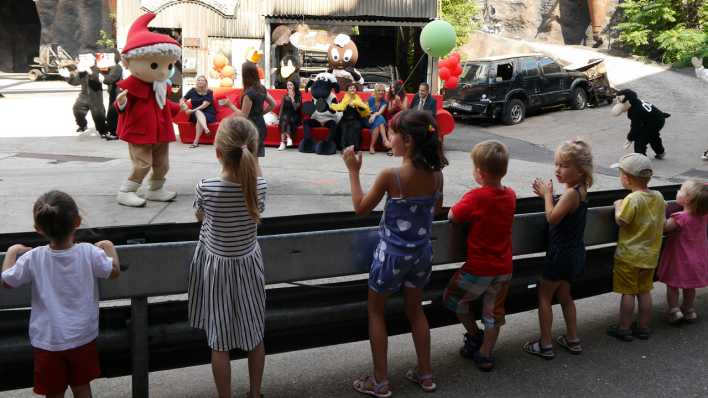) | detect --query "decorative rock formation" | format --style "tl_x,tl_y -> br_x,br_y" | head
34,0 -> 113,57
